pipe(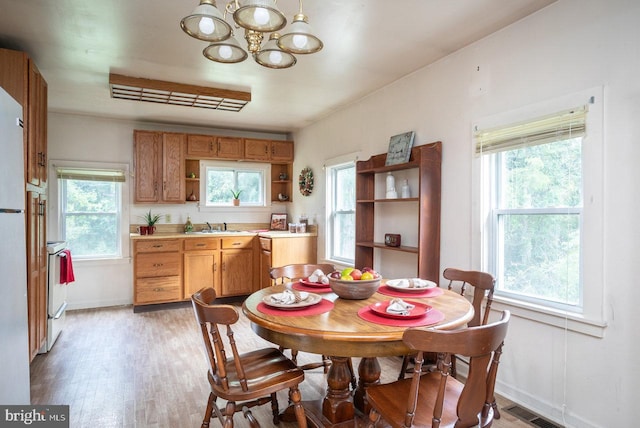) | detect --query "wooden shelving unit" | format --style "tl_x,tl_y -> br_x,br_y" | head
355,142 -> 442,281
